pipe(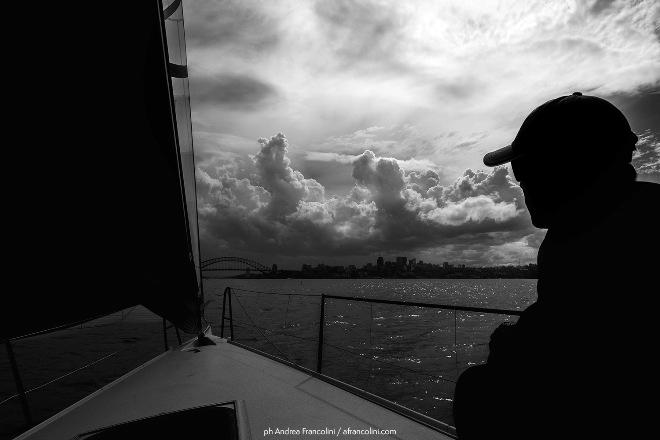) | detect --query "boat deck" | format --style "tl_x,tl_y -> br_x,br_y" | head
17,334 -> 453,439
